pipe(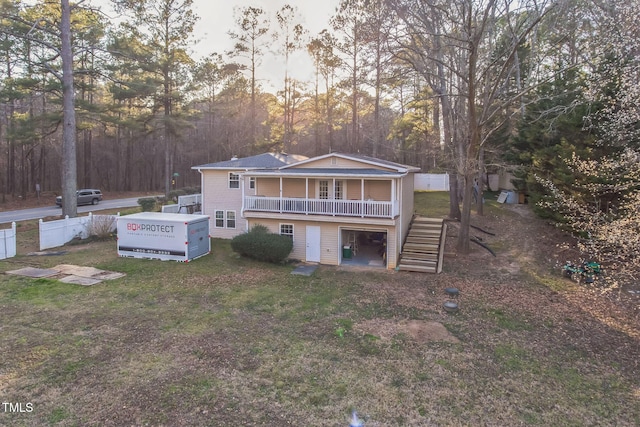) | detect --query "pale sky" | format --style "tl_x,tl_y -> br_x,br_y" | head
98,0 -> 342,92
191,0 -> 341,90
